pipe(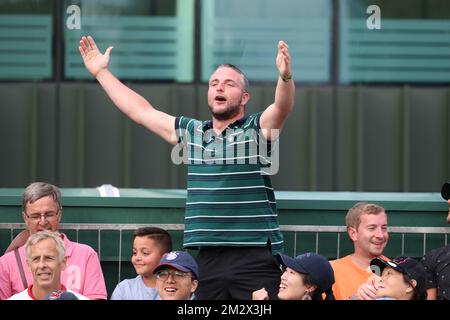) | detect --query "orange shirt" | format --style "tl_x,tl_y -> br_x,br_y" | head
330,254 -> 388,300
